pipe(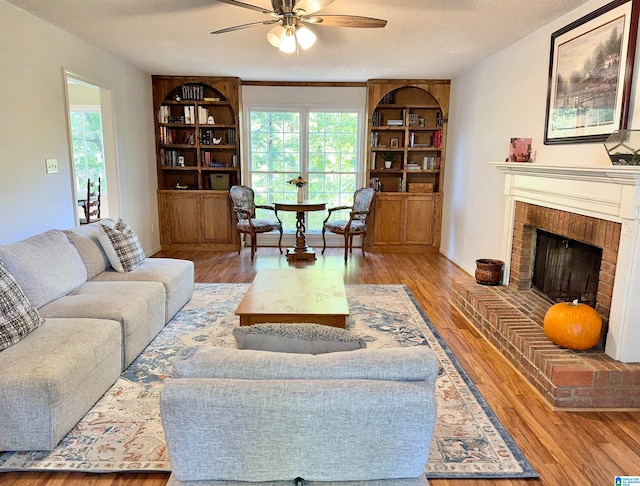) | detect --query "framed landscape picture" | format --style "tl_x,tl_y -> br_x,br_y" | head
544,0 -> 639,144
